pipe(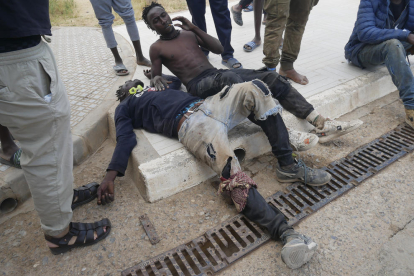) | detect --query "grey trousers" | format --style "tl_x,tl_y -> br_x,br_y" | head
0,41 -> 73,236
90,0 -> 140,48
